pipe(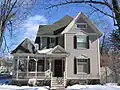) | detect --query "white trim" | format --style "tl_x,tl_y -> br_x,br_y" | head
44,57 -> 46,71
27,56 -> 29,77
67,76 -> 100,79
76,55 -> 89,59
12,53 -> 69,57
38,35 -> 62,37
35,58 -> 37,78
64,32 -> 99,35
97,36 -> 100,78
16,56 -> 19,79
